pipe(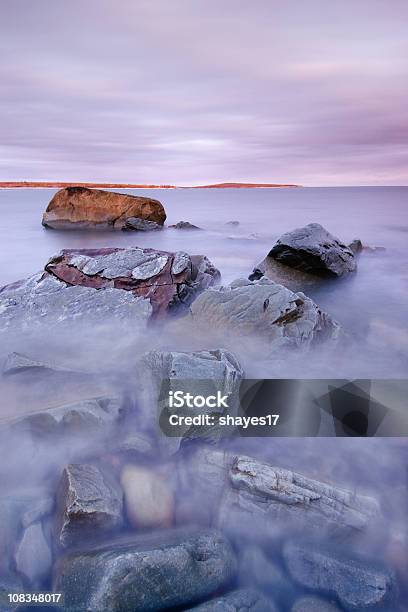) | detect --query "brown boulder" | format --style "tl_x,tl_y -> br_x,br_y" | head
42,186 -> 166,230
